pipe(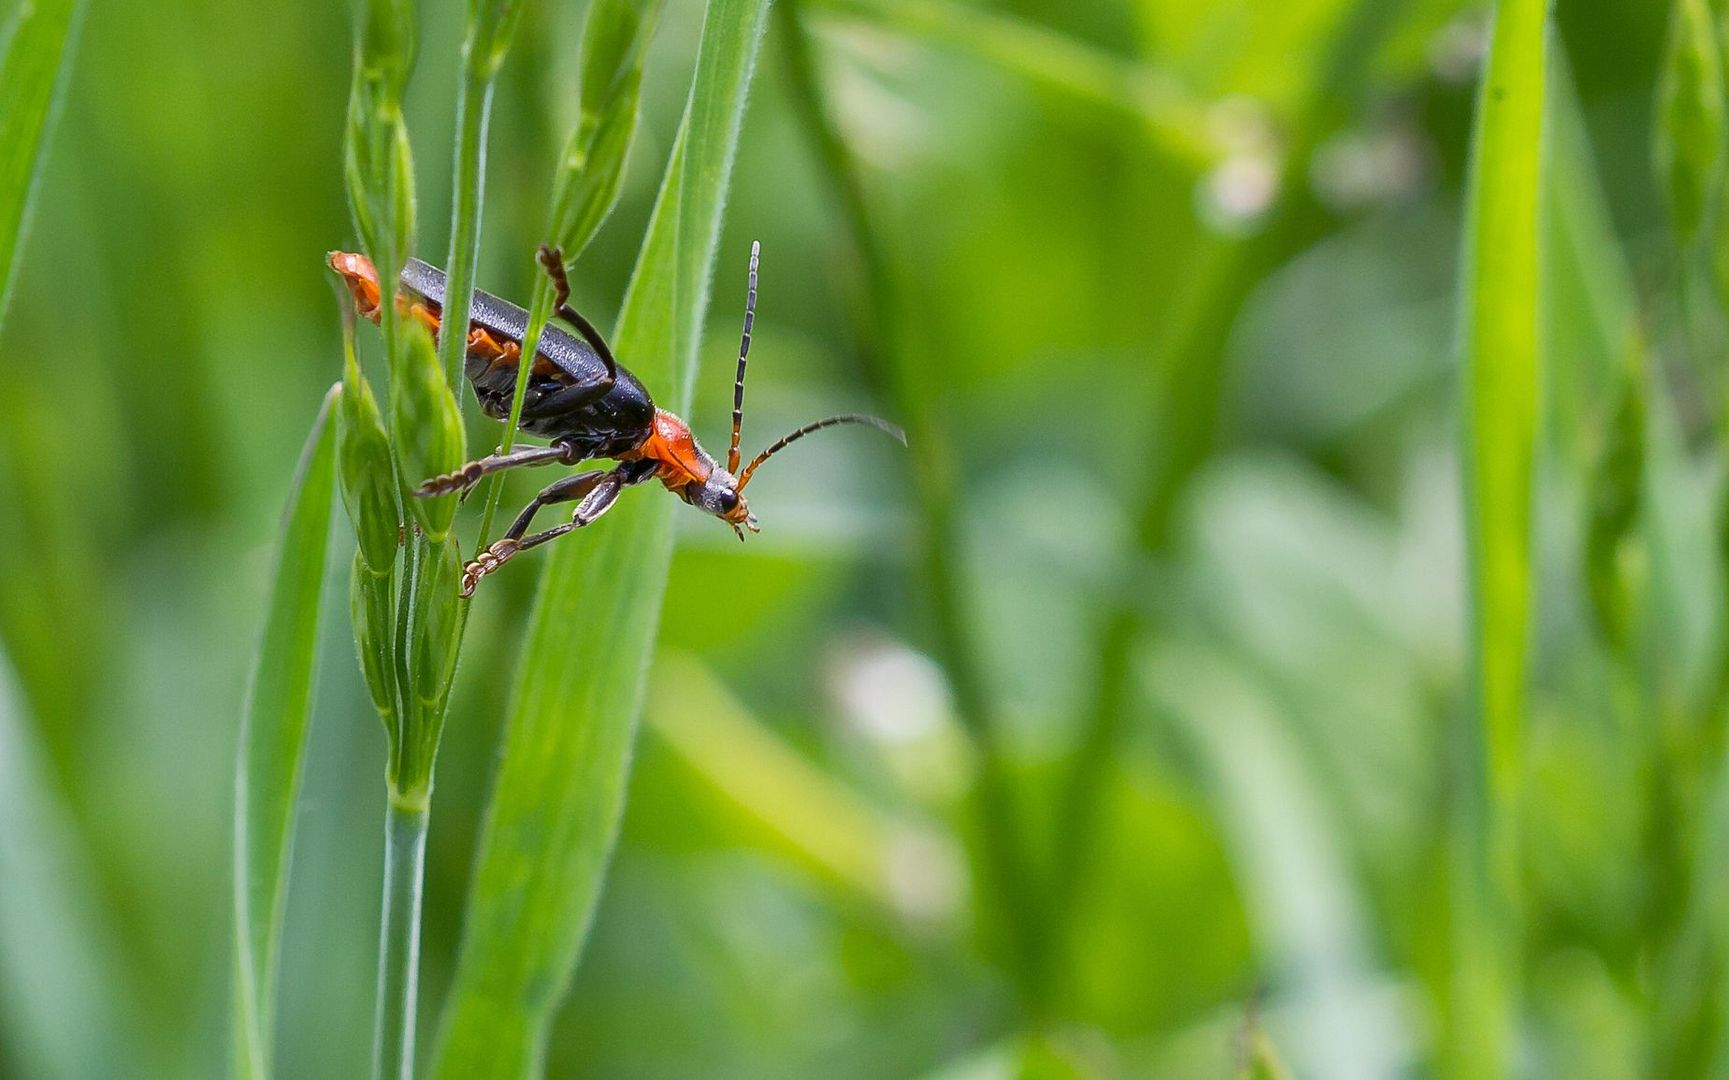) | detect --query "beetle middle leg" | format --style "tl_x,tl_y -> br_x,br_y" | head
413,440 -> 581,499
